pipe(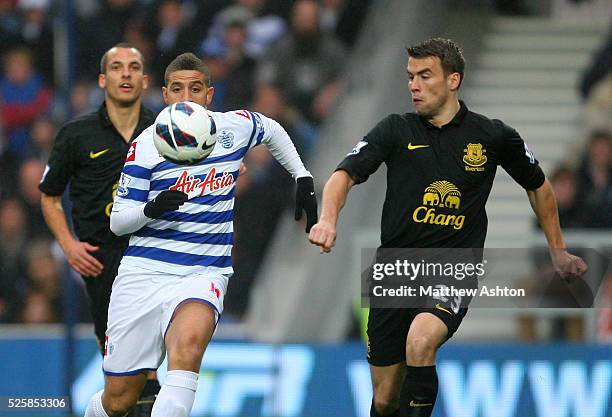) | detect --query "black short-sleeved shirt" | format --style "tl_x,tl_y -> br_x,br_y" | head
337,101 -> 545,249
39,103 -> 155,246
